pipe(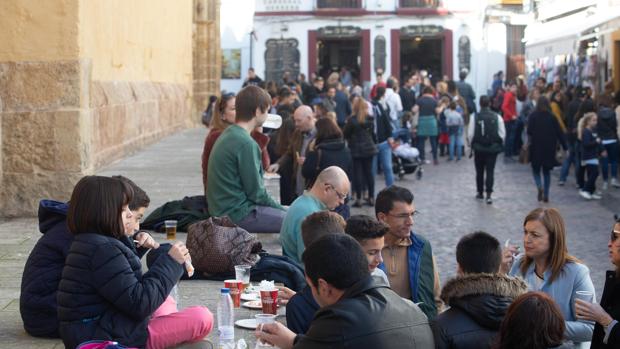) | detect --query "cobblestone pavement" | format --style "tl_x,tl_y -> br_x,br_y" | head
2,127 -> 619,348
